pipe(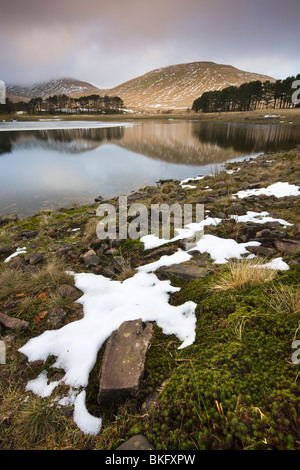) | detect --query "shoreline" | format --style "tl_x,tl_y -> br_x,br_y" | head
1,107 -> 300,125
